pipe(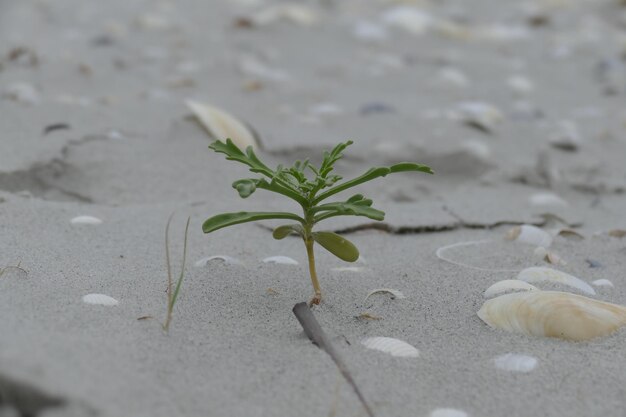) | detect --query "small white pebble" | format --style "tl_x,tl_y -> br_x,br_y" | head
82,293 -> 118,306
2,82 -> 41,105
71,216 -> 103,225
592,279 -> 614,287
529,193 -> 568,208
430,408 -> 469,417
262,256 -> 298,265
507,75 -> 534,95
494,353 -> 538,373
